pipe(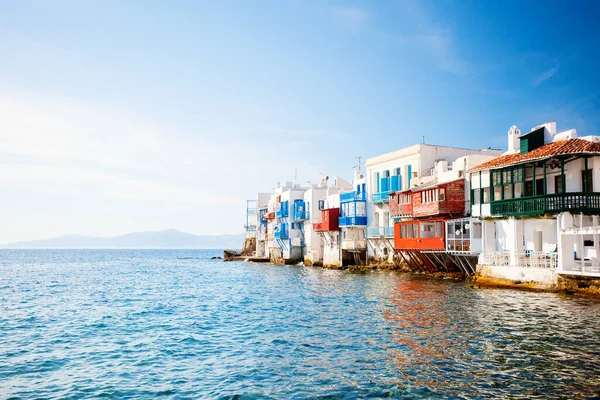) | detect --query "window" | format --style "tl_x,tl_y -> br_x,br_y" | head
318,200 -> 325,210
472,222 -> 482,239
503,184 -> 512,199
407,224 -> 413,238
483,188 -> 490,203
413,224 -> 419,238
536,178 -> 544,195
439,188 -> 445,201
400,225 -> 406,238
447,223 -> 454,239
512,167 -> 524,182
435,221 -> 442,237
492,170 -> 502,186
427,222 -> 435,238
582,169 -> 593,192
494,186 -> 502,200
472,189 -> 480,205
555,175 -> 563,194
525,181 -> 533,197
502,169 -> 512,184
399,193 -> 410,204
